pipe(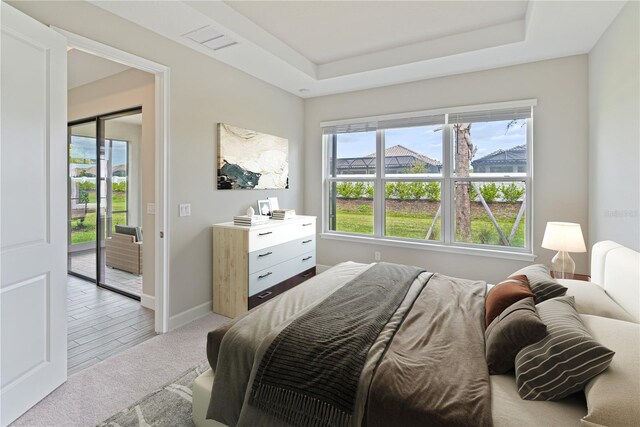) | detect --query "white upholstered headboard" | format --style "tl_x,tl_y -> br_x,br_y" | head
590,241 -> 640,322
